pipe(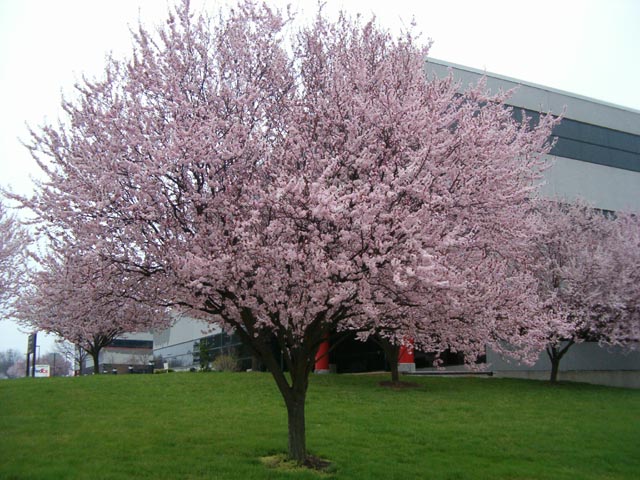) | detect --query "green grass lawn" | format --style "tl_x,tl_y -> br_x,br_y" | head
1,372 -> 638,479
